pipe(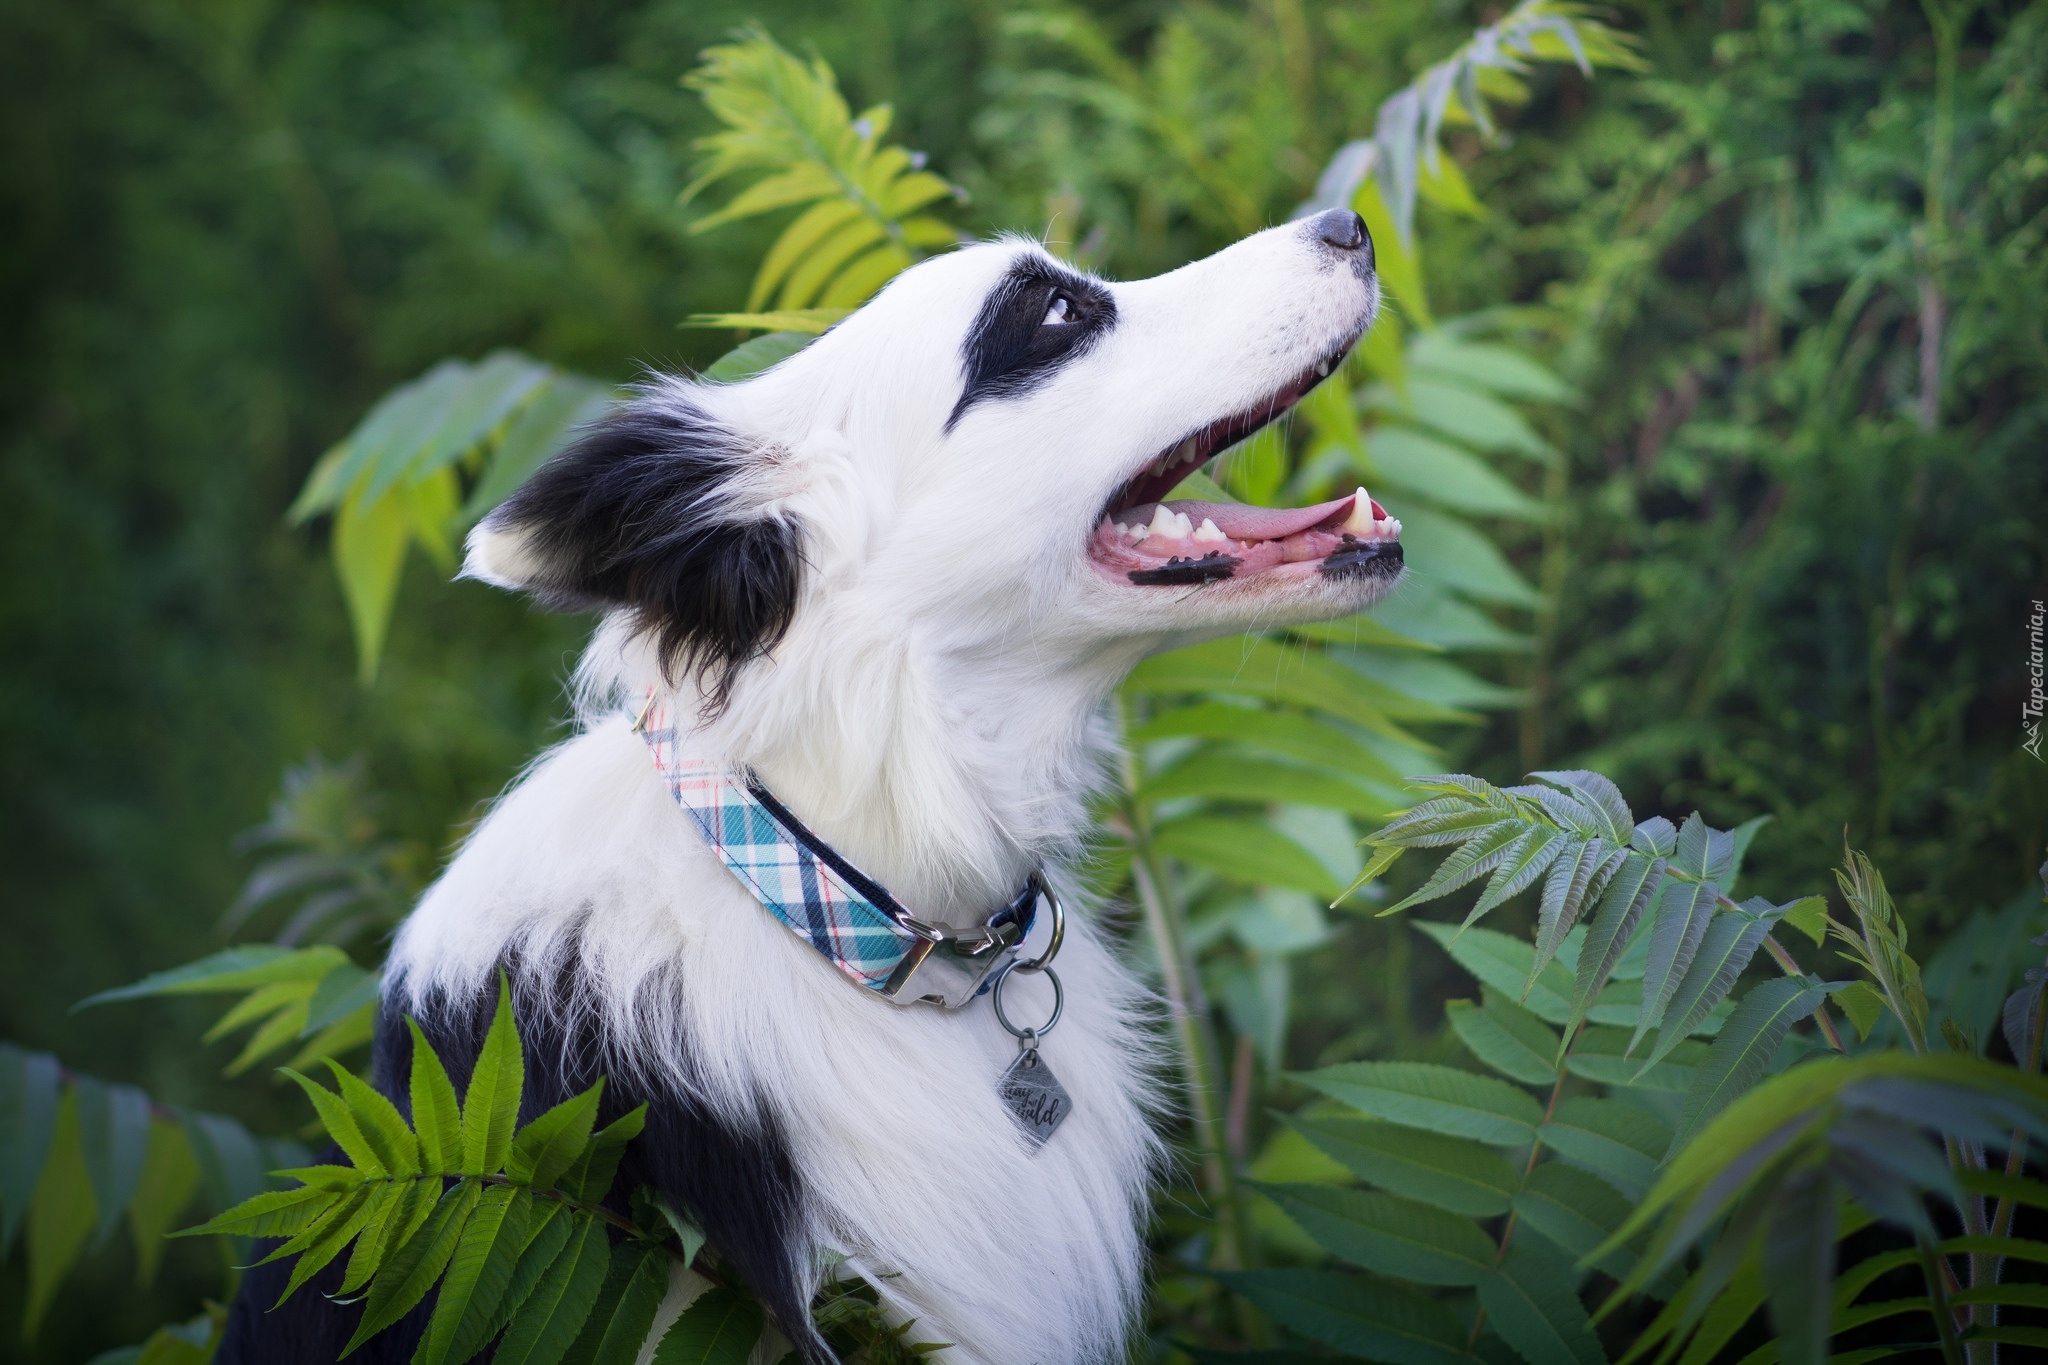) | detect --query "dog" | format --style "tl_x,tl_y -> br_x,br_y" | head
220,208 -> 1396,1364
